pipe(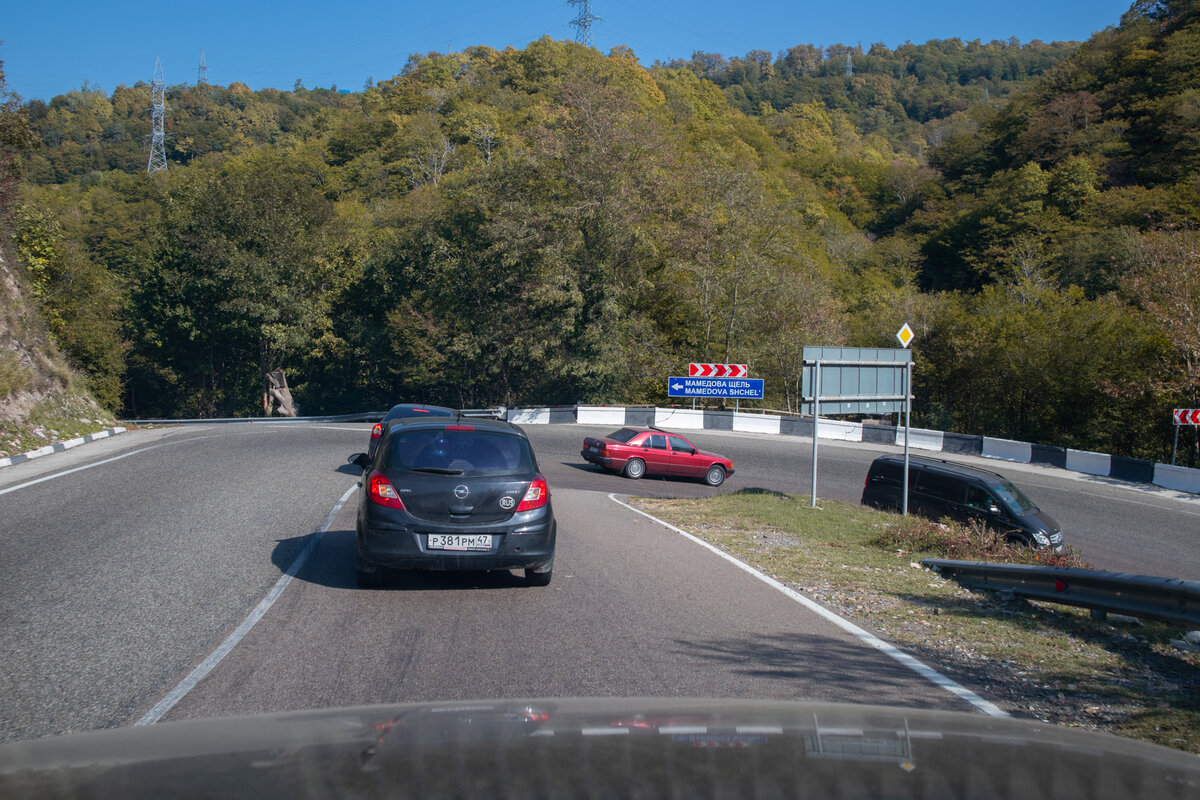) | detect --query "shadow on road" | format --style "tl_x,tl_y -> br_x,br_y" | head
672,632 -> 965,709
273,529 -> 529,592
